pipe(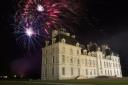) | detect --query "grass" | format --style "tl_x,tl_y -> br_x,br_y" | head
1,78 -> 128,85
